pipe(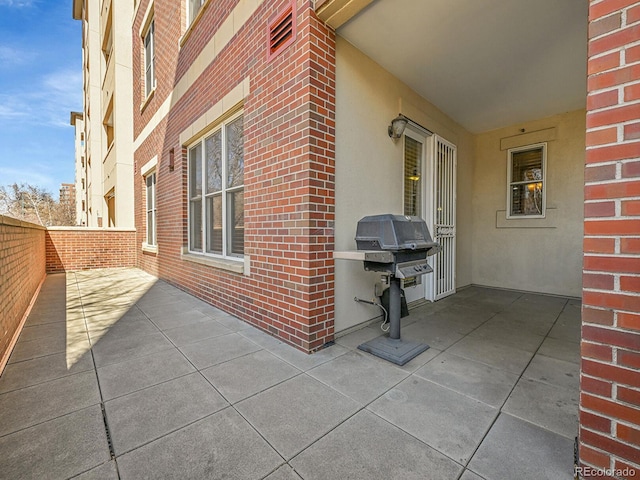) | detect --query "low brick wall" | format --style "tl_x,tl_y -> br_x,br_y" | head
0,215 -> 46,372
45,227 -> 137,273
